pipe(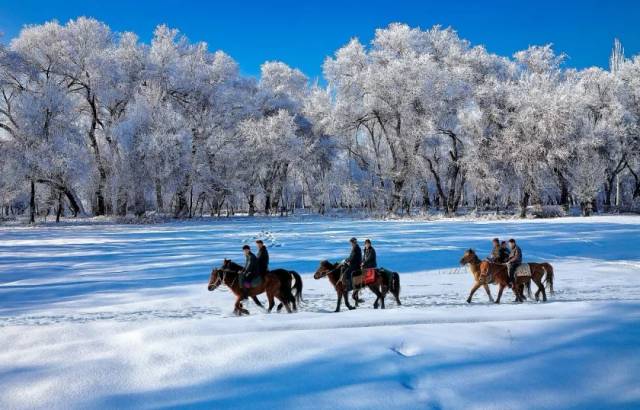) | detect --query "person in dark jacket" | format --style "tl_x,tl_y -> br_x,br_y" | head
256,240 -> 269,275
500,241 -> 510,263
506,238 -> 522,286
340,238 -> 362,289
362,239 -> 377,269
240,245 -> 258,299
